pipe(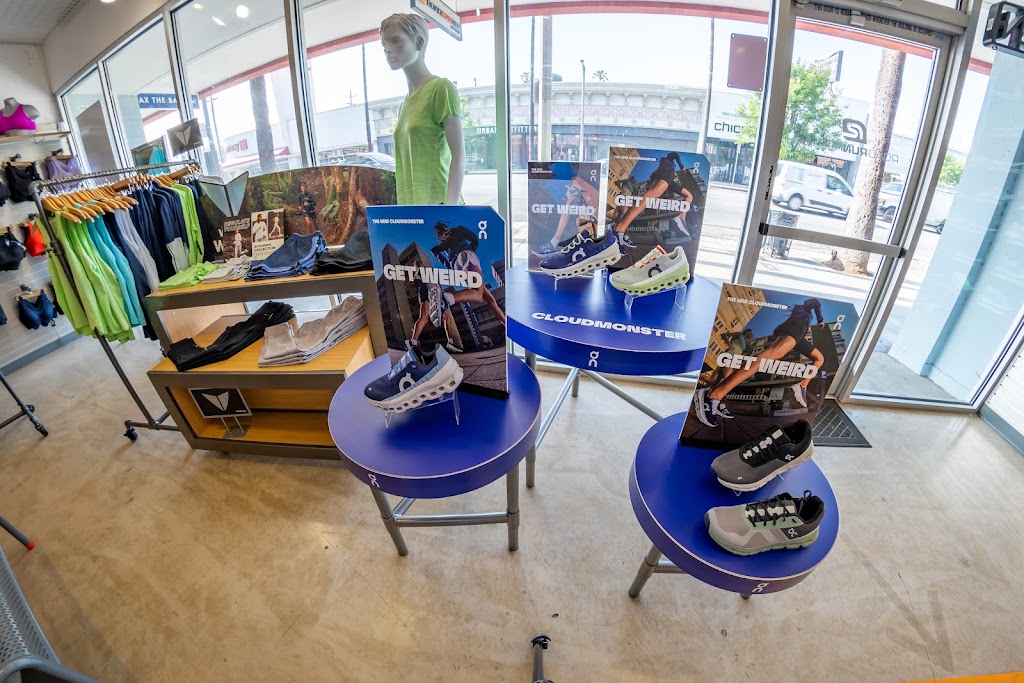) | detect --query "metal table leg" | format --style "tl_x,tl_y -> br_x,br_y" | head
371,488 -> 408,556
571,371 -> 581,398
531,635 -> 553,683
629,544 -> 663,598
507,463 -> 520,551
525,350 -> 537,372
525,446 -> 537,489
